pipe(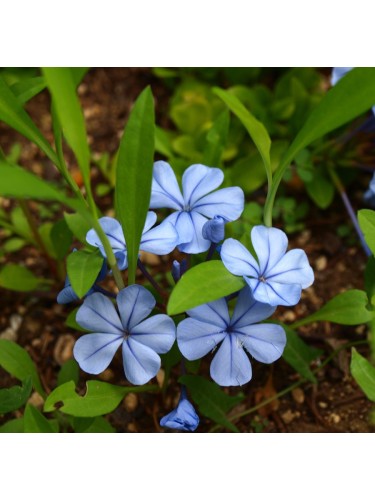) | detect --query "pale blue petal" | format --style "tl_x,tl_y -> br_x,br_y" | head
160,398 -> 199,431
221,238 -> 259,277
177,211 -> 211,254
73,333 -> 123,374
187,298 -> 230,329
140,221 -> 178,255
182,164 -> 224,207
122,338 -> 161,385
116,285 -> 155,331
131,315 -> 176,353
76,293 -> 124,334
266,249 -> 314,288
246,276 -> 302,306
235,323 -> 286,364
331,67 -> 352,86
210,335 -> 252,386
57,285 -> 79,304
86,217 -> 126,254
150,161 -> 184,210
114,250 -> 128,271
177,318 -> 226,360
202,216 -> 225,243
230,287 -> 276,328
193,187 -> 244,221
251,225 -> 288,276
165,211 -> 195,245
142,211 -> 158,233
